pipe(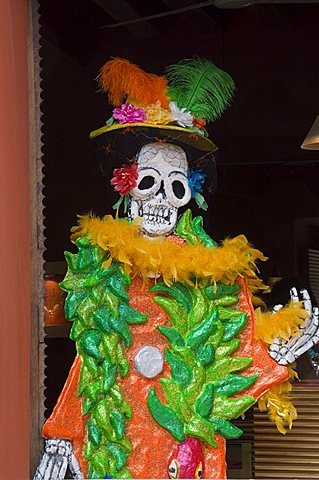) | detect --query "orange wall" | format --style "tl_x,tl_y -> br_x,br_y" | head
0,0 -> 30,478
